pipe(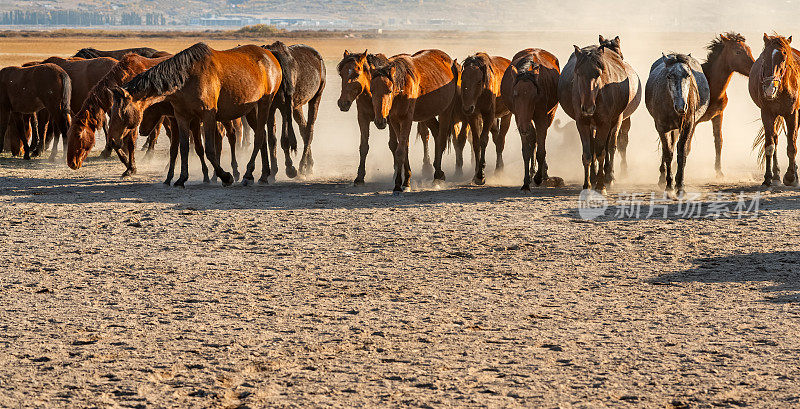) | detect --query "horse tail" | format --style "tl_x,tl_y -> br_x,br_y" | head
271,48 -> 297,153
753,117 -> 785,167
59,69 -> 72,126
